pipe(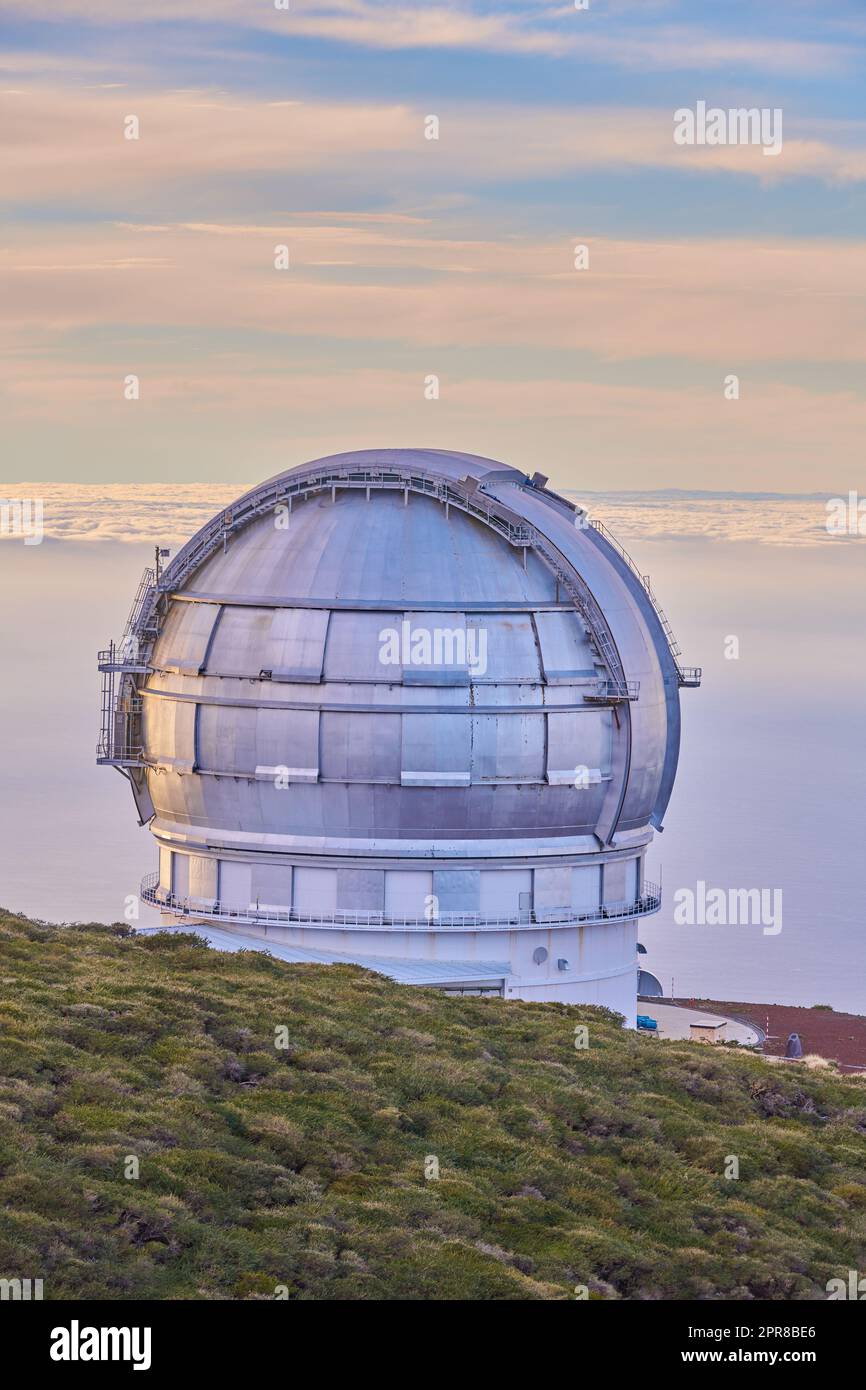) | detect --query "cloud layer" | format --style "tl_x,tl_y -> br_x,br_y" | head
0,483 -> 851,548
